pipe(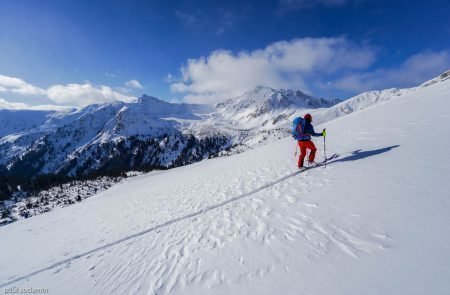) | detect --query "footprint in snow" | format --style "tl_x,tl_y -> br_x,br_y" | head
285,195 -> 297,203
238,256 -> 245,264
